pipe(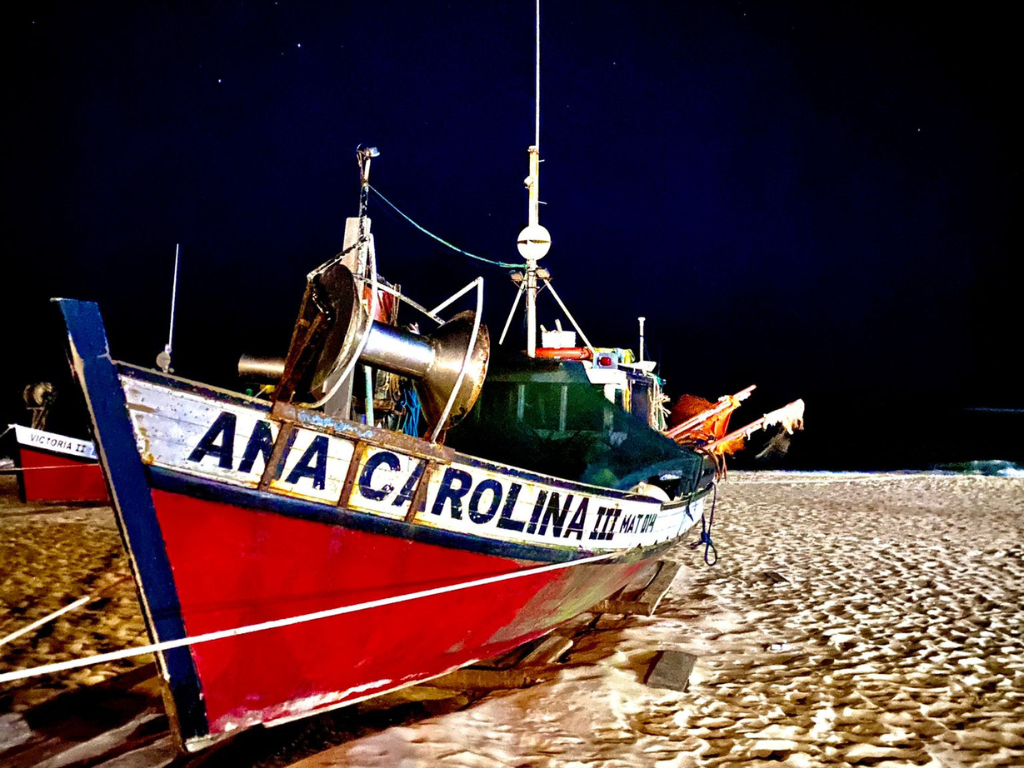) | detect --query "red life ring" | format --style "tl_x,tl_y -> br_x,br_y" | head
534,347 -> 593,360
